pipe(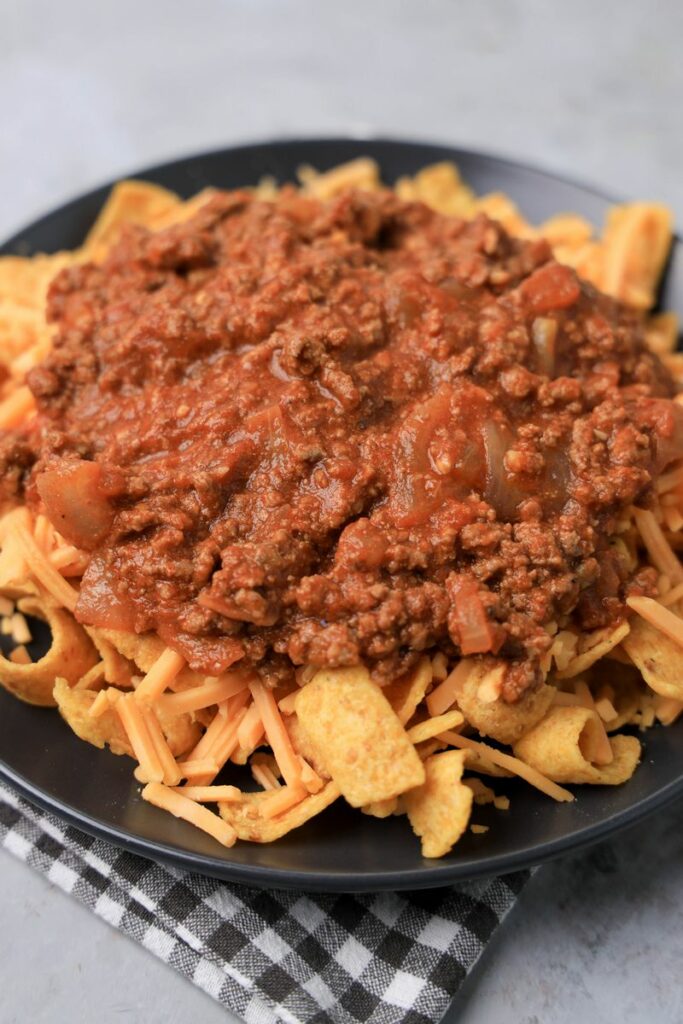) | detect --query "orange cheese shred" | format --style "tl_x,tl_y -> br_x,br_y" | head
298,757 -> 324,794
115,693 -> 164,783
277,691 -> 299,715
33,515 -> 53,553
184,692 -> 251,785
440,730 -> 574,802
174,785 -> 242,803
0,386 -> 36,429
185,702 -> 232,762
249,677 -> 303,788
155,673 -> 248,715
10,612 -> 32,644
203,703 -> 249,777
142,783 -> 237,847
594,696 -> 618,721
9,645 -> 31,665
656,463 -> 683,494
426,660 -> 473,716
659,581 -> 683,607
235,701 -> 265,752
176,758 -> 221,781
251,763 -> 281,791
260,783 -> 308,820
134,647 -> 186,703
9,509 -> 78,611
627,595 -> 683,650
89,688 -> 114,718
139,704 -> 182,786
48,544 -> 89,574
633,508 -> 683,585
